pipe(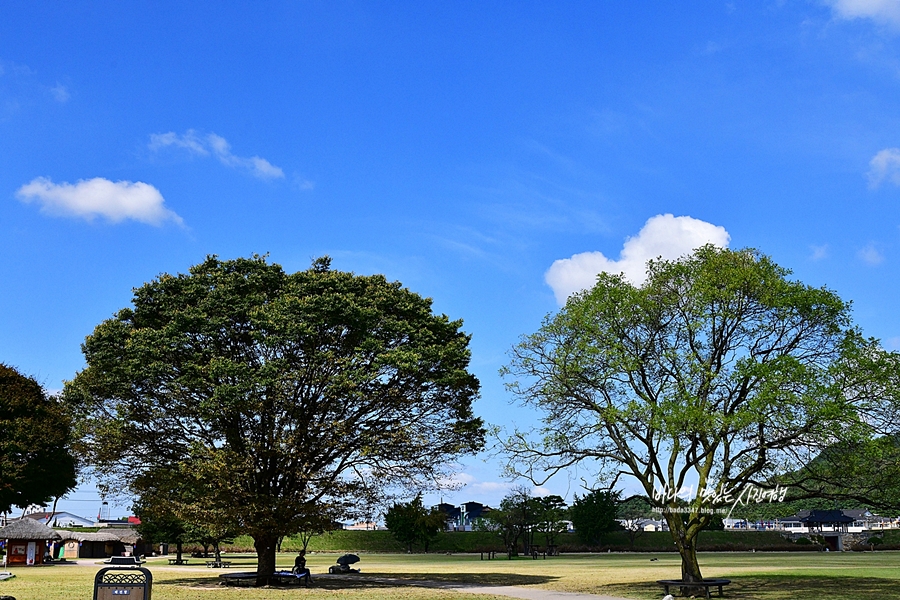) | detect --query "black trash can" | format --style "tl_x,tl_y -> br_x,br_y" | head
93,565 -> 152,600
